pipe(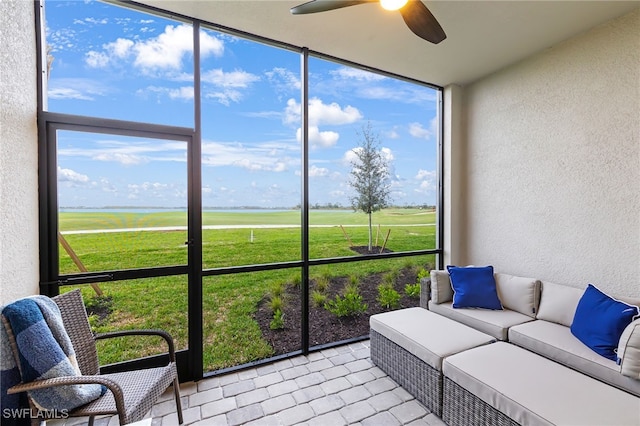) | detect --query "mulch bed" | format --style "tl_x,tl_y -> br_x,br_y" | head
254,246 -> 422,355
